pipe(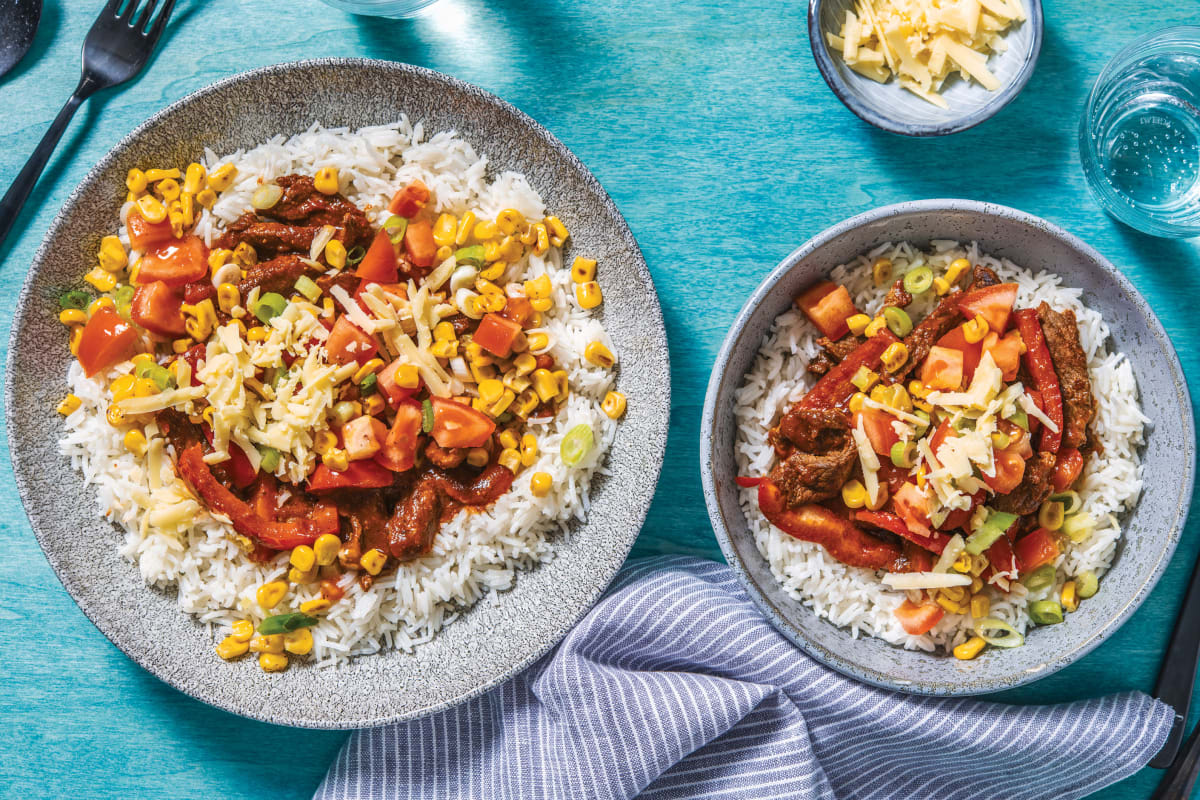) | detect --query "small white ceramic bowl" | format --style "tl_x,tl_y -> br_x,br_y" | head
808,0 -> 1044,136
